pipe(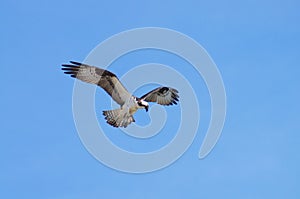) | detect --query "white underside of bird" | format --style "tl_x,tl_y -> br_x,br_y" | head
103,96 -> 149,127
